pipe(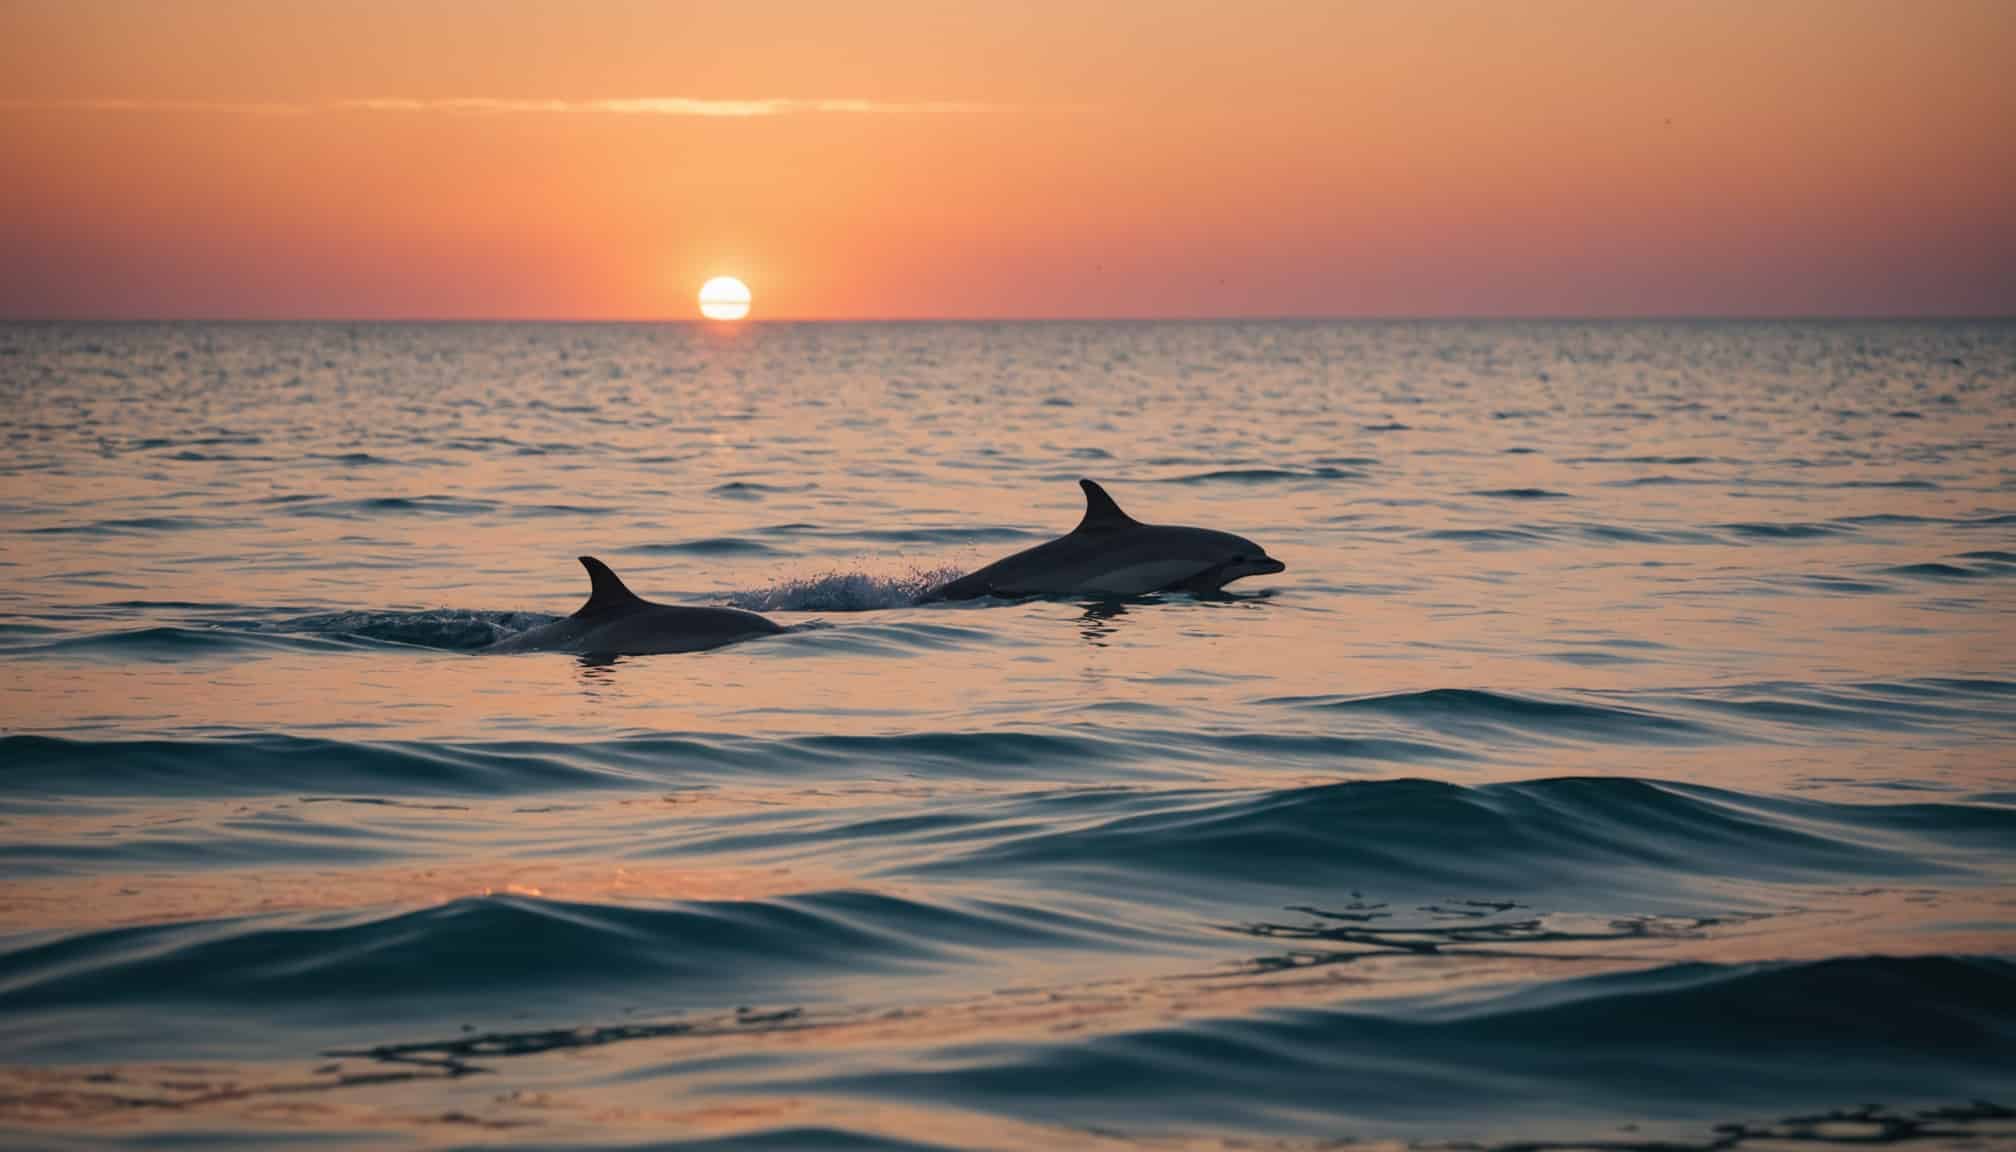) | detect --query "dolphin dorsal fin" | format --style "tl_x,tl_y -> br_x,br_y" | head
574,555 -> 644,617
1074,479 -> 1139,533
